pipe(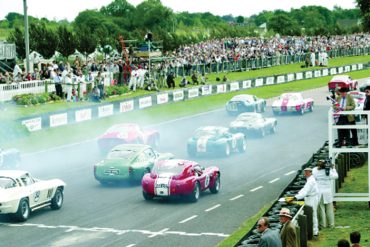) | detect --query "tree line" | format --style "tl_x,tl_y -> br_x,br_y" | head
0,0 -> 368,60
